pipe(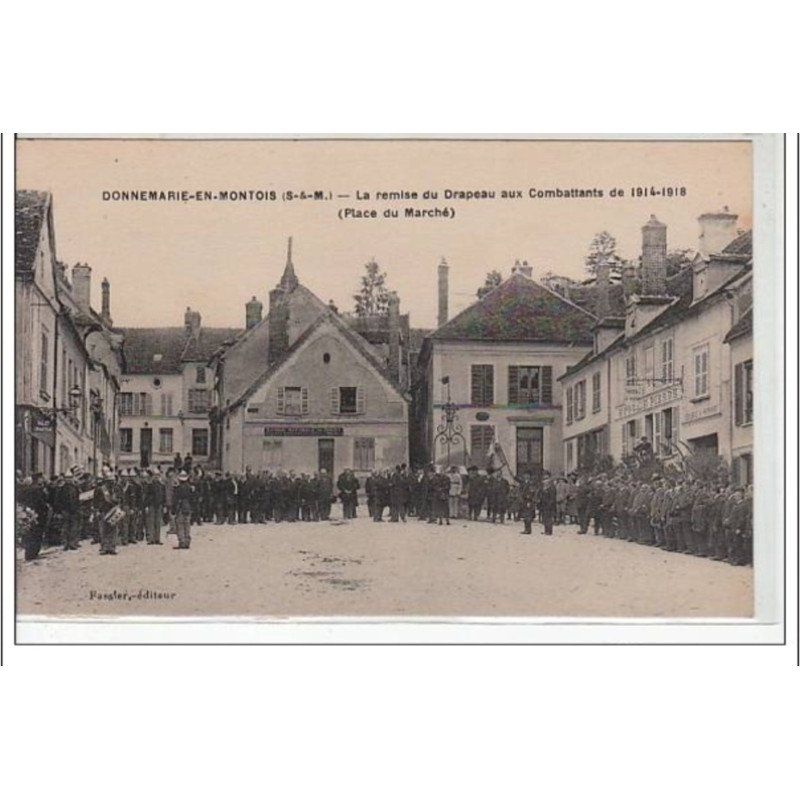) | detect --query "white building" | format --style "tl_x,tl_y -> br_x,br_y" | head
15,190 -> 123,476
116,309 -> 239,469
414,261 -> 597,476
560,211 -> 753,479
